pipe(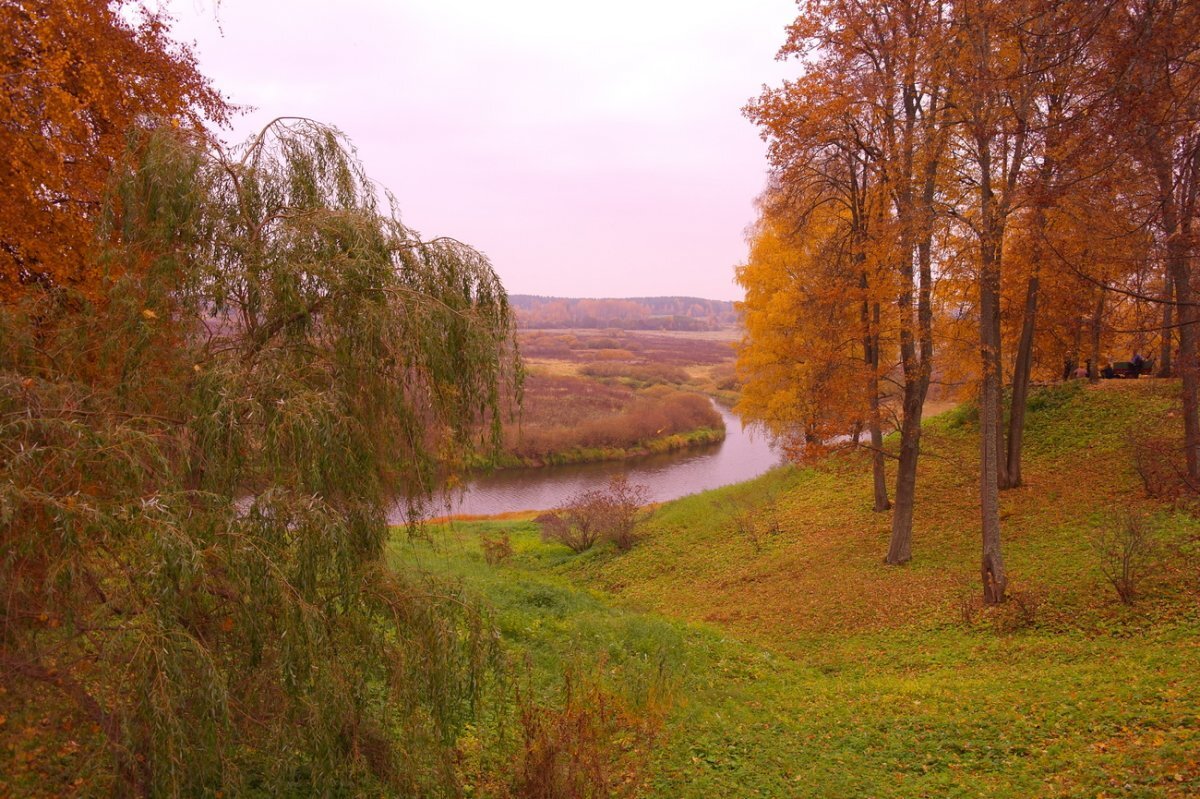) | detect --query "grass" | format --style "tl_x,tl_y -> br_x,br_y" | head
393,379 -> 1200,798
